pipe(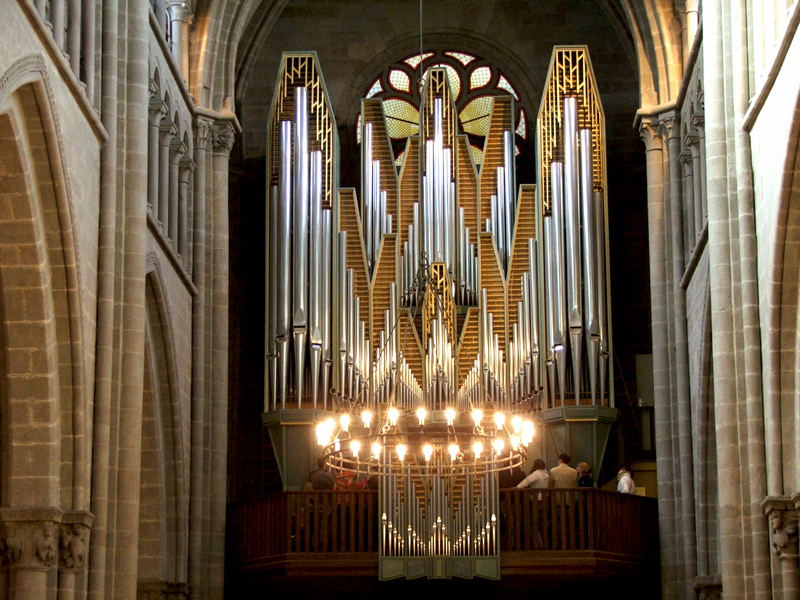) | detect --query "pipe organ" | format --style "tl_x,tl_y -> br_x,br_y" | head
263,47 -> 615,579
